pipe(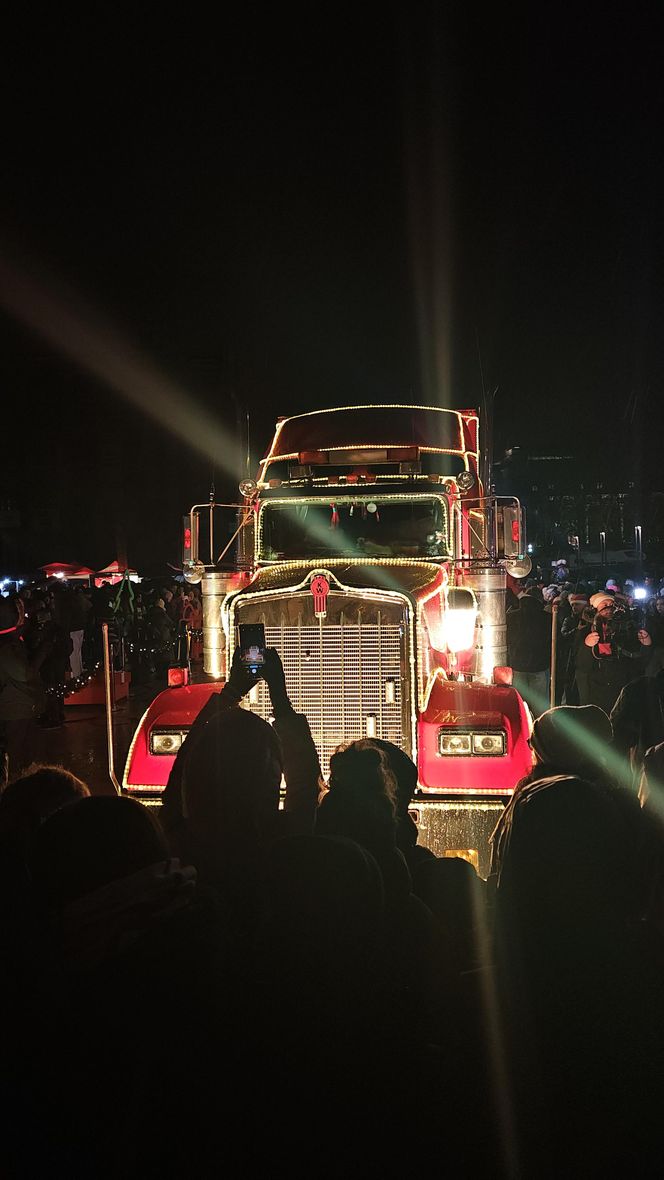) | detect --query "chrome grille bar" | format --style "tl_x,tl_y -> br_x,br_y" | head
252,618 -> 404,778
